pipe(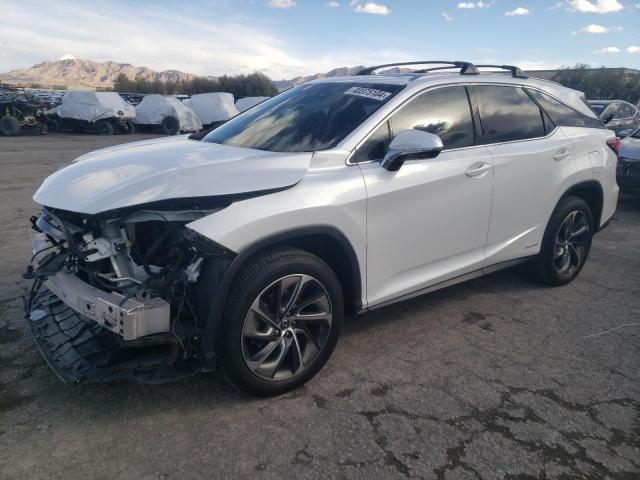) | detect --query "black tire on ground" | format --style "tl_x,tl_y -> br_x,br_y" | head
97,120 -> 115,135
529,196 -> 594,286
126,120 -> 135,134
161,116 -> 180,135
220,247 -> 344,396
26,288 -> 192,384
26,288 -> 120,383
46,118 -> 60,133
0,115 -> 21,136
